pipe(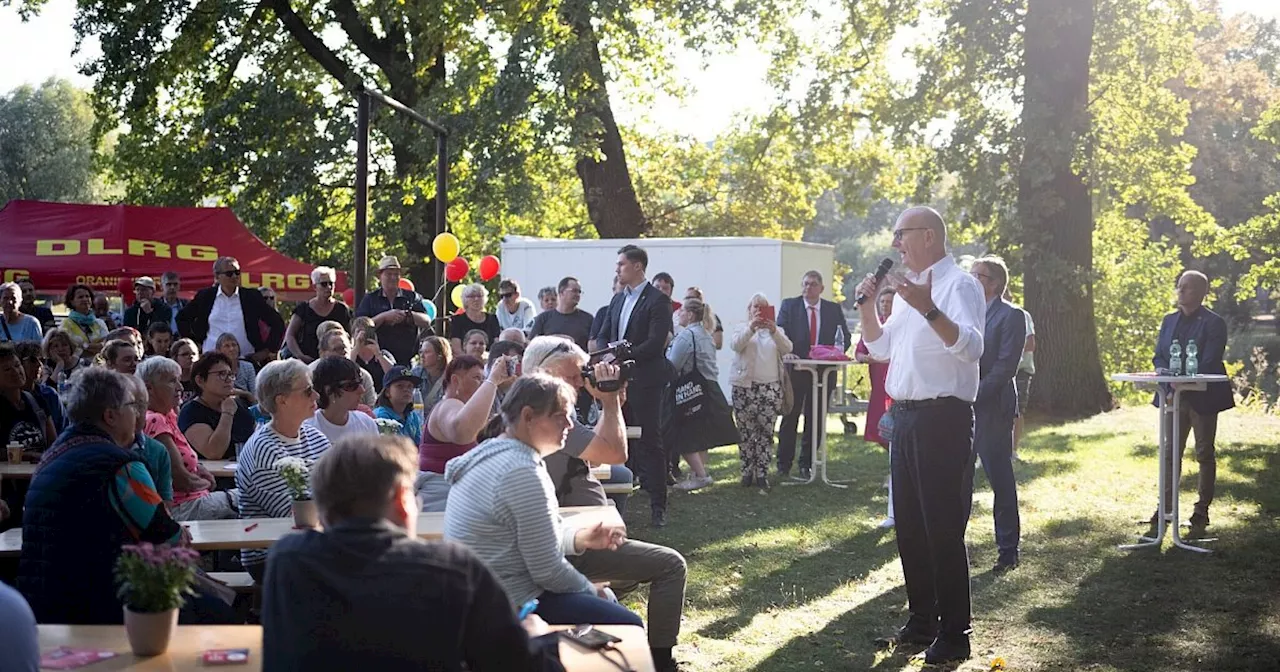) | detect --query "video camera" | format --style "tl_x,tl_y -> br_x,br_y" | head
583,340 -> 636,393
